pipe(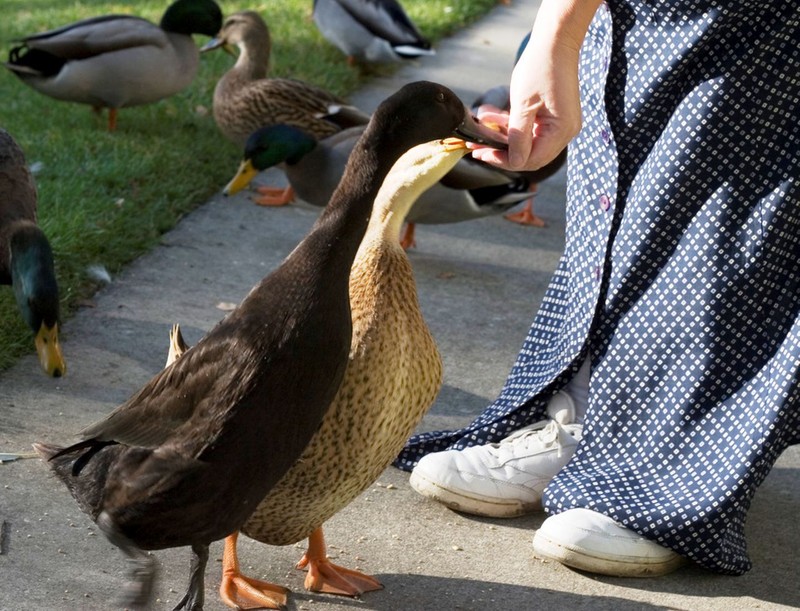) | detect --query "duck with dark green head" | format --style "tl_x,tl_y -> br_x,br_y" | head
4,0 -> 223,131
0,130 -> 64,377
224,122 -> 539,248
